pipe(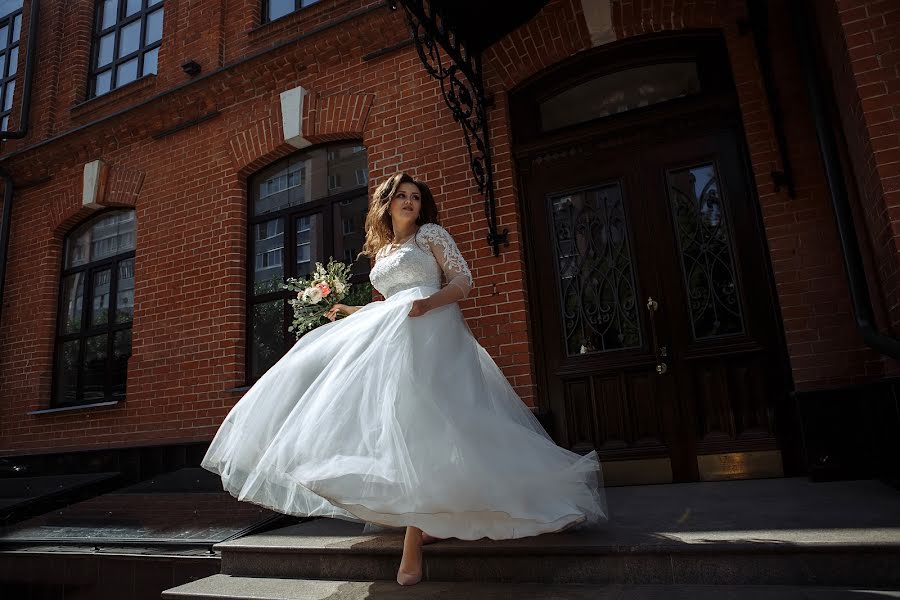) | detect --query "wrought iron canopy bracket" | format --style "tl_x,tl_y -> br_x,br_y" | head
389,0 -> 509,256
